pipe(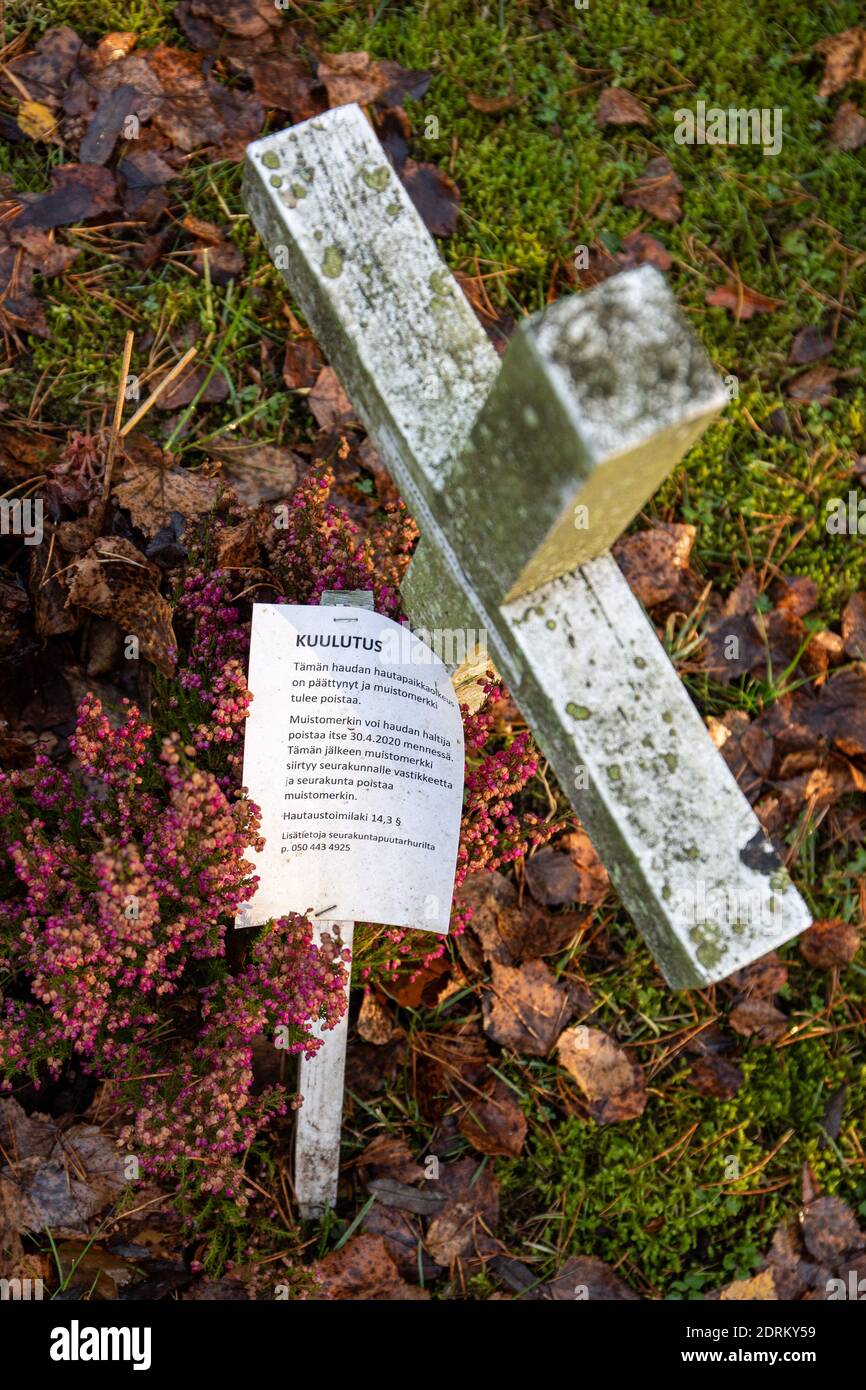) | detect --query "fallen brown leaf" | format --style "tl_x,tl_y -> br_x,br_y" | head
613,521 -> 697,609
356,991 -> 402,1045
727,951 -> 788,999
0,1099 -> 126,1238
283,336 -> 324,390
458,1079 -> 527,1157
308,366 -> 355,431
617,229 -> 672,272
728,997 -> 788,1042
814,27 -> 866,98
524,846 -> 584,907
829,100 -> 866,149
718,1269 -> 778,1300
688,1054 -> 744,1099
787,365 -> 851,403
621,155 -> 682,223
65,536 -> 176,675
424,1159 -> 500,1268
15,163 -> 118,231
214,517 -> 260,570
355,1135 -> 424,1184
596,87 -> 651,128
841,592 -> 866,660
799,918 -> 860,970
313,1233 -> 429,1300
556,1025 -> 647,1123
1,25 -> 83,108
113,451 -> 221,537
789,325 -> 834,365
800,1196 -> 864,1263
482,958 -> 573,1056
317,51 -> 431,109
555,830 -> 610,906
401,159 -> 461,237
28,543 -> 77,640
705,279 -> 783,321
249,55 -> 322,120
207,437 -> 303,507
542,1255 -> 640,1300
